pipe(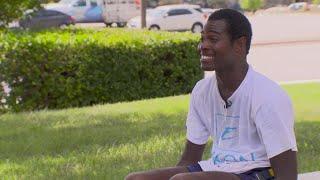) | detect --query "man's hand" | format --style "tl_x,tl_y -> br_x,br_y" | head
177,140 -> 206,166
270,150 -> 297,180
